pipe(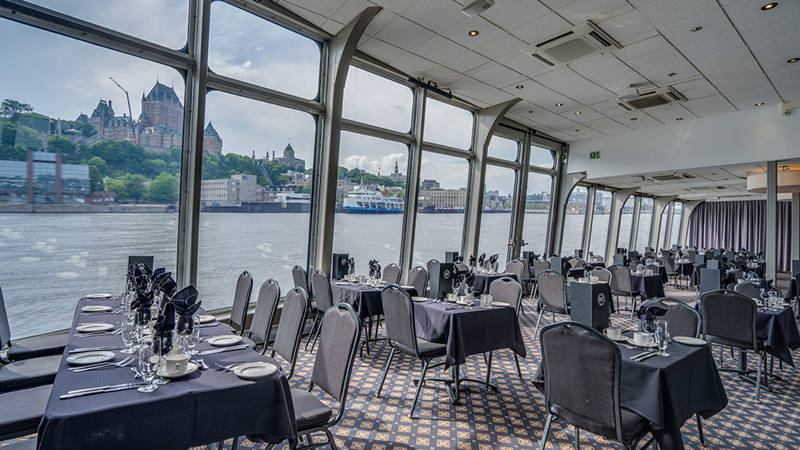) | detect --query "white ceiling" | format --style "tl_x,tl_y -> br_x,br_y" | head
277,0 -> 800,143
